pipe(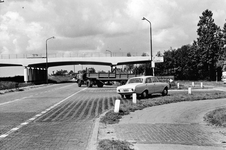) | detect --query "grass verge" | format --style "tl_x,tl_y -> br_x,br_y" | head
204,108 -> 226,127
100,91 -> 226,124
98,139 -> 134,150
